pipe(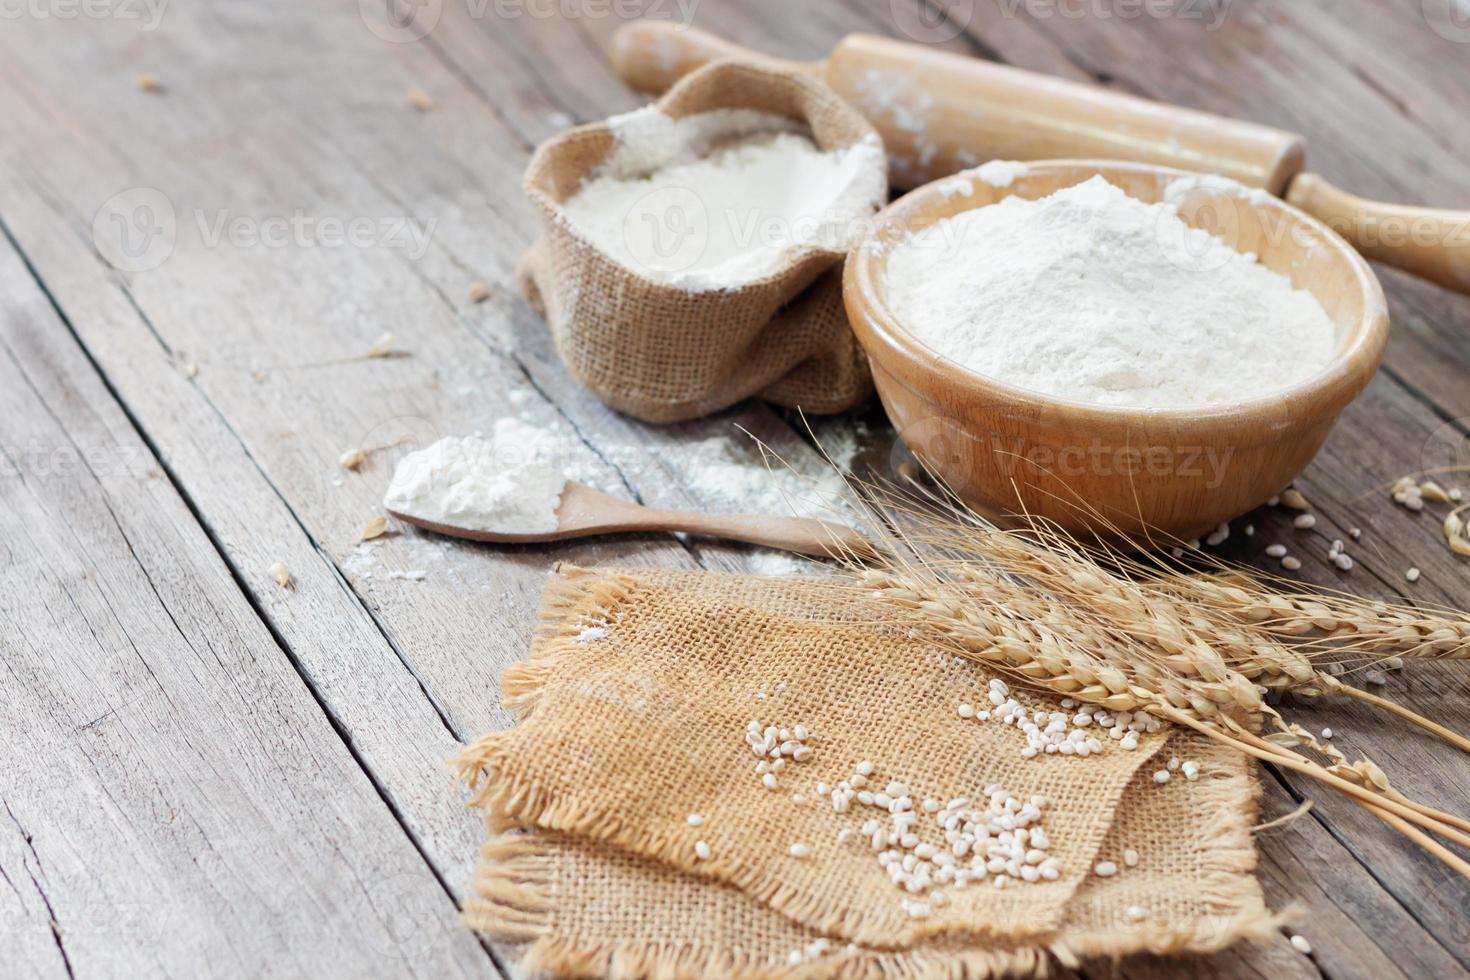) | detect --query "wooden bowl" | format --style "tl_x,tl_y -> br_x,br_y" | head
844,160 -> 1389,541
